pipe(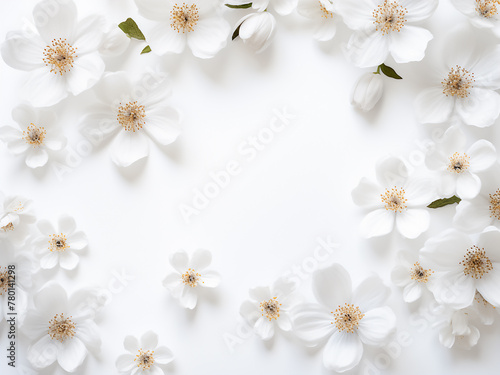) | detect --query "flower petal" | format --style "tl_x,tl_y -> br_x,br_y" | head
143,106 -> 181,146
456,173 -> 481,200
180,285 -> 197,309
147,21 -> 186,56
322,330 -> 363,372
33,0 -> 77,42
389,26 -> 432,63
396,209 -> 430,239
187,16 -> 230,59
352,275 -> 390,311
27,335 -> 58,369
357,306 -> 396,346
65,52 -> 105,96
189,249 -> 212,270
360,209 -> 395,238
154,346 -> 174,364
116,354 -> 135,372
110,130 -> 149,167
73,15 -> 105,54
124,335 -> 139,353
59,251 -> 79,270
453,198 -> 493,233
291,303 -> 335,347
345,29 -> 390,68
67,231 -> 88,250
415,87 -> 455,124
135,0 -> 171,21
58,214 -> 76,234
254,316 -> 275,340
170,250 -> 189,273
403,282 -> 423,303
23,68 -> 68,107
352,177 -> 382,209
140,331 -> 158,351
313,264 -> 352,310
468,140 -> 497,172
40,252 -> 59,269
1,32 -> 45,71
402,0 -> 438,21
200,270 -> 220,288
456,88 -> 500,128
249,286 -> 272,301
25,147 -> 48,168
57,337 -> 87,372
240,300 -> 260,325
